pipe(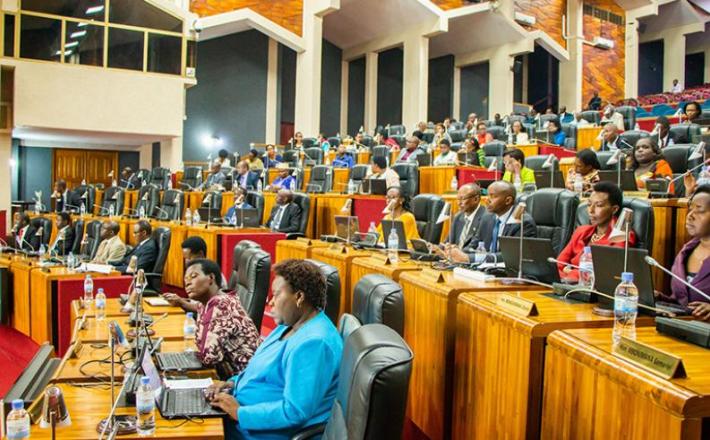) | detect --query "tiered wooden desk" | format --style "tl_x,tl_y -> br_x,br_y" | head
419,166 -> 457,194
348,256 -> 424,294
398,270 -> 545,440
541,327 -> 710,439
275,238 -> 330,262
577,125 -> 602,150
452,291 -> 654,439
310,246 -> 371,316
75,312 -> 186,344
